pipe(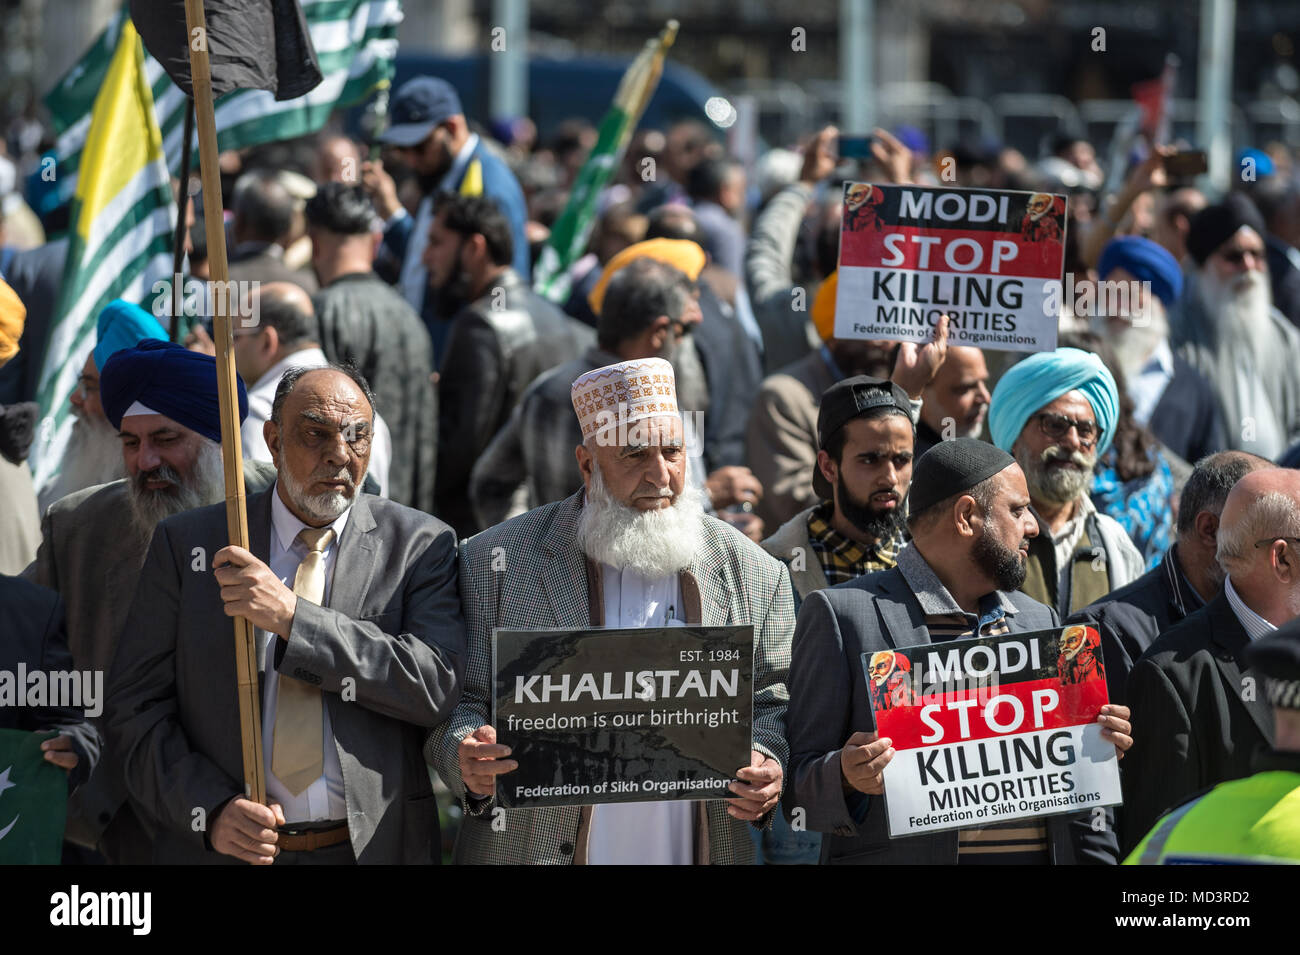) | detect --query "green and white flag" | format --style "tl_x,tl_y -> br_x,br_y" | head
533,20 -> 678,303
28,20 -> 177,492
41,0 -> 403,210
0,731 -> 68,865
